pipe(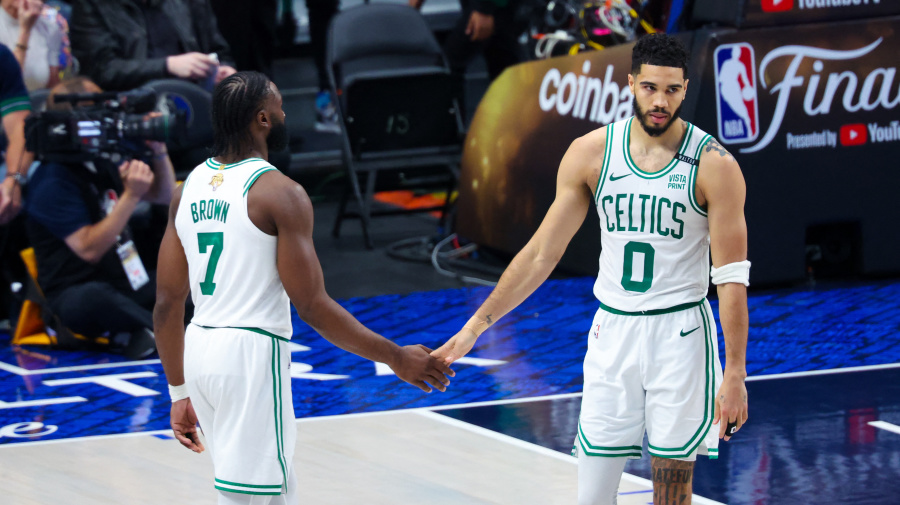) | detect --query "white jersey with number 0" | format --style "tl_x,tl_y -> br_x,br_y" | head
175,157 -> 292,337
593,118 -> 714,312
